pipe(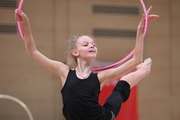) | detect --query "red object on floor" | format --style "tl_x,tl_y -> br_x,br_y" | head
99,80 -> 138,120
